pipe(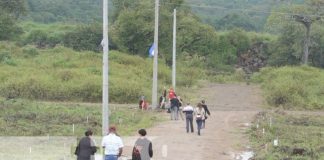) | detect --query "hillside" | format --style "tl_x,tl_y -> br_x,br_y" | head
186,0 -> 304,31
0,42 -> 205,103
